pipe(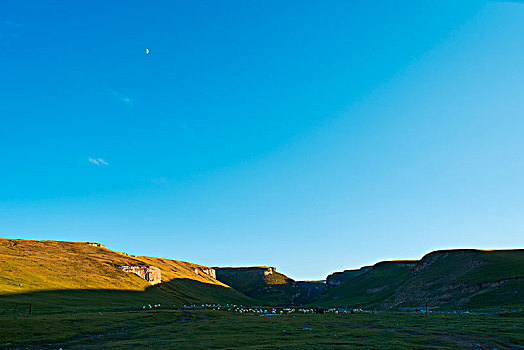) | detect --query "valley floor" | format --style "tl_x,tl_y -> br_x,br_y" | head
1,307 -> 523,349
